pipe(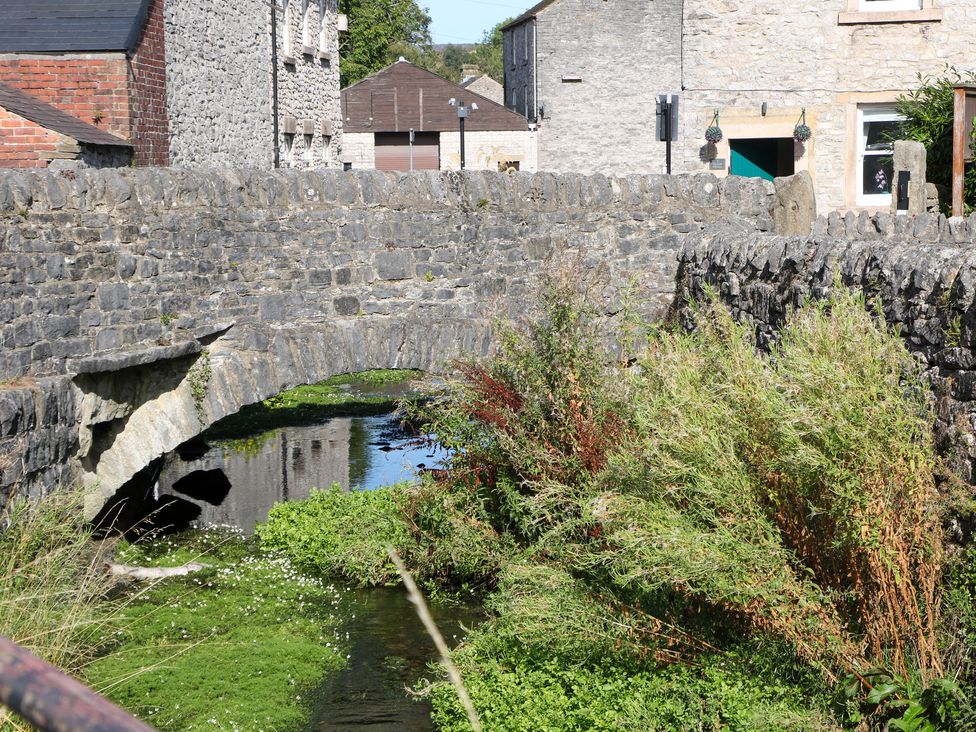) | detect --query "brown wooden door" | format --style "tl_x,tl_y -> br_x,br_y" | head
374,132 -> 439,171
